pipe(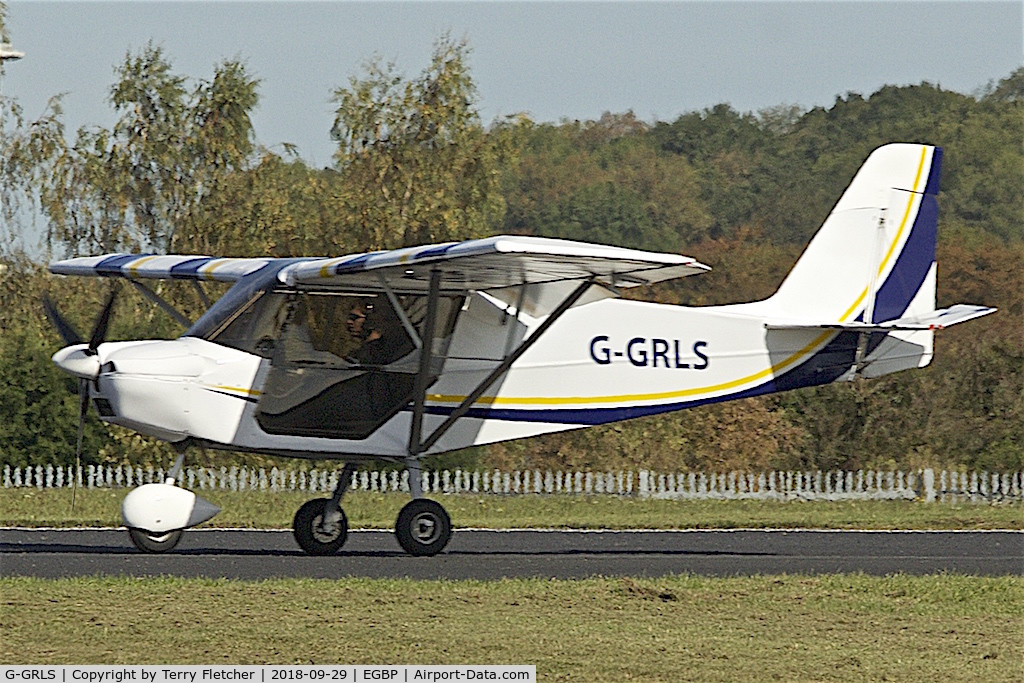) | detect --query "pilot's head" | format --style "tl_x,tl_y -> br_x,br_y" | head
346,303 -> 368,339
